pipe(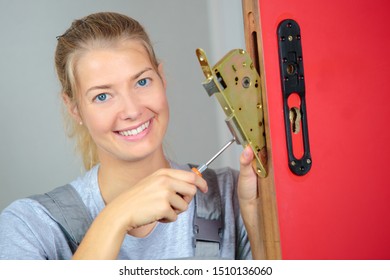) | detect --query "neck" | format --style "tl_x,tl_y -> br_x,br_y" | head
97,148 -> 170,204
